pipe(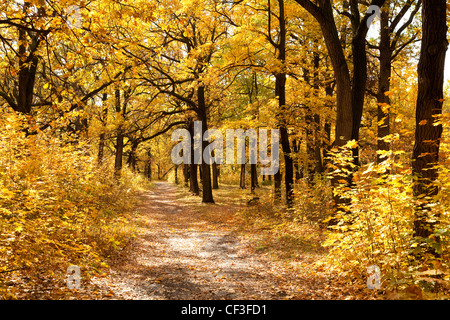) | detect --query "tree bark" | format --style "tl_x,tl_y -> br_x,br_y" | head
412,0 -> 448,242
273,170 -> 282,204
17,16 -> 39,115
292,139 -> 303,180
97,93 -> 108,165
251,163 -> 258,194
212,162 -> 219,189
240,164 -> 246,189
198,88 -> 215,204
114,89 -> 124,176
127,139 -> 139,172
274,0 -> 294,206
188,120 -> 200,195
293,0 -> 387,212
183,164 -> 190,187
